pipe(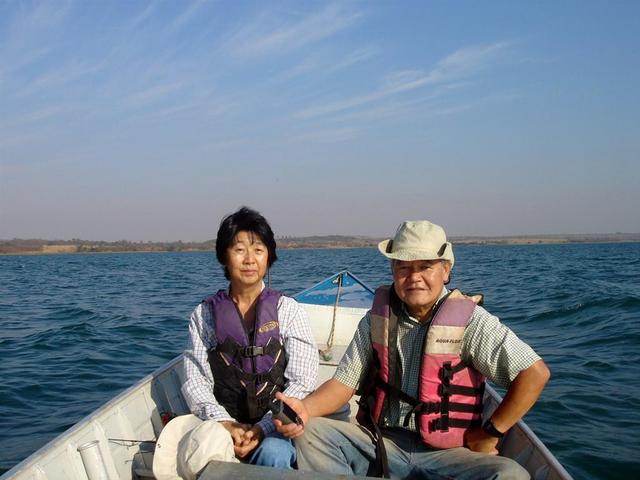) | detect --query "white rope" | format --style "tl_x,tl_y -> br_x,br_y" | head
319,273 -> 342,361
